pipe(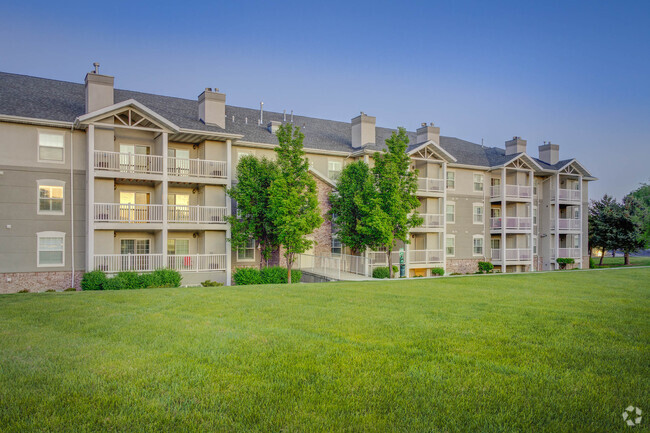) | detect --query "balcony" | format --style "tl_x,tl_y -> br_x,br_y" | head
167,254 -> 227,271
553,189 -> 581,202
417,178 -> 444,194
94,151 -> 163,175
555,248 -> 582,258
492,248 -> 532,262
168,205 -> 227,224
93,254 -> 164,272
419,213 -> 444,229
168,157 -> 227,179
94,203 -> 163,223
490,217 -> 532,231
409,249 -> 444,265
490,184 -> 532,200
552,218 -> 581,231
